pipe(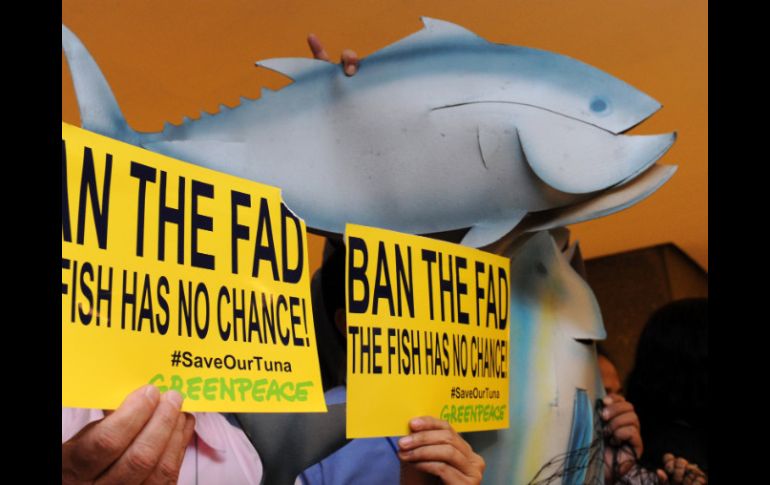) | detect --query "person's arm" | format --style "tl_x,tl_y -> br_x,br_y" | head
397,417 -> 485,485
62,385 -> 195,485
